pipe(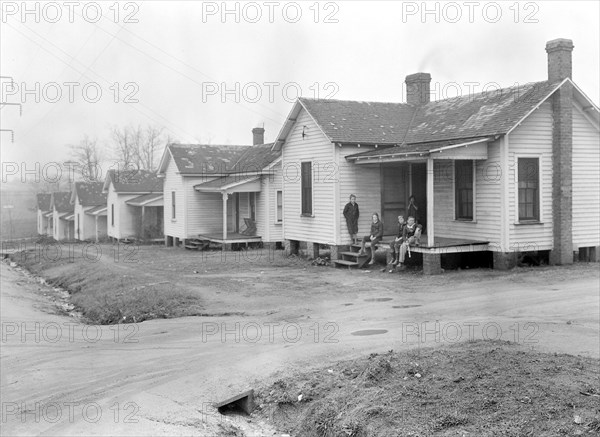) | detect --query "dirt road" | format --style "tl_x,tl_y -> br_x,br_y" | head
1,261 -> 598,436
